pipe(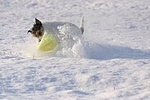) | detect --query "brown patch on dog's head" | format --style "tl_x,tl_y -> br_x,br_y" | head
28,18 -> 44,42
